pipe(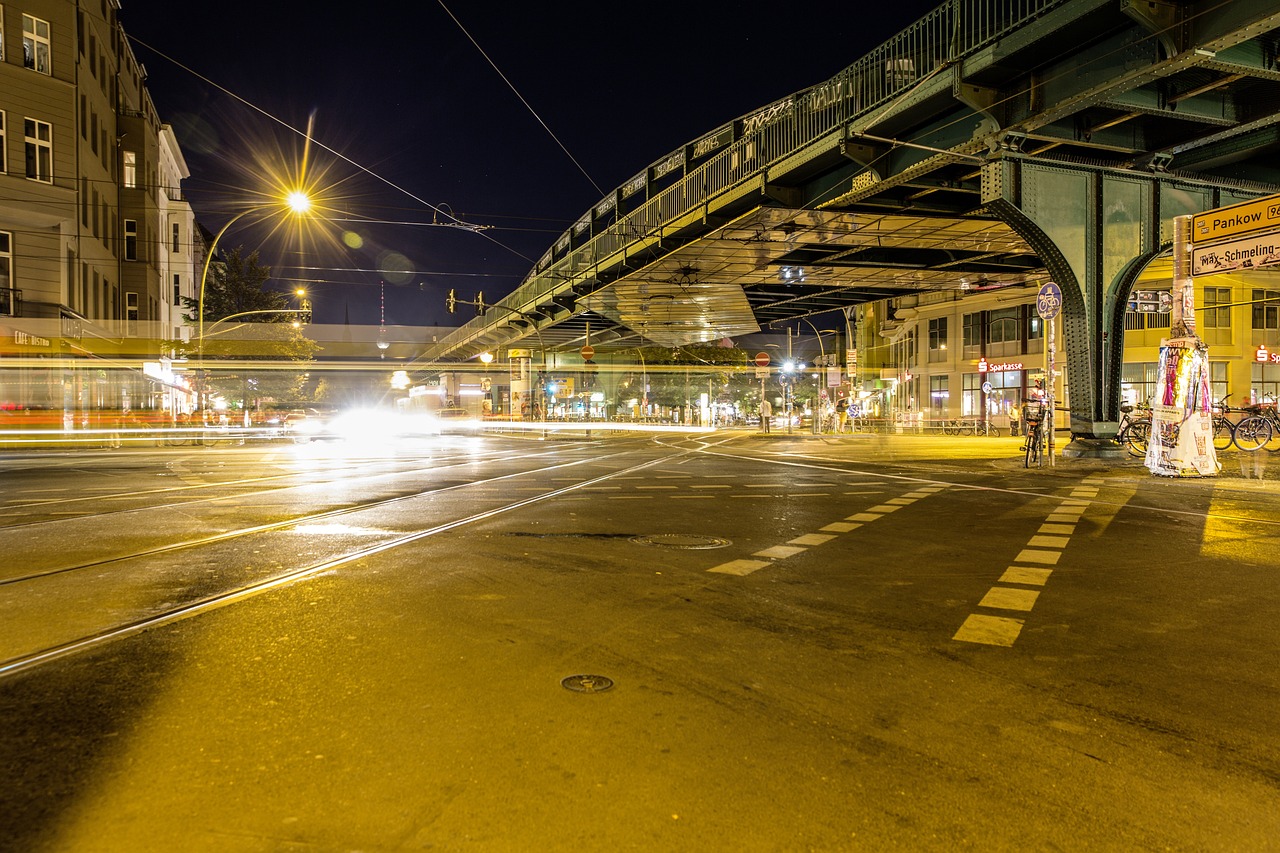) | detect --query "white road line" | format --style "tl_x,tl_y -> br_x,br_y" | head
867,504 -> 902,513
847,512 -> 883,522
820,522 -> 863,533
1038,523 -> 1076,535
1027,535 -> 1070,548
